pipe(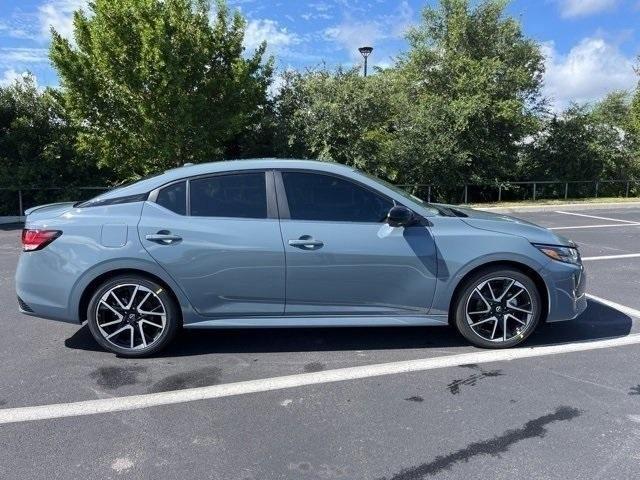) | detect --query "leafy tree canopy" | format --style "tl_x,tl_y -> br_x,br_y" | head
50,0 -> 273,179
